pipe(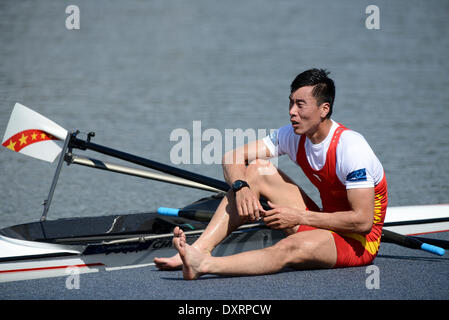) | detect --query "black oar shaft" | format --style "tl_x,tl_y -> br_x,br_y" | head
69,137 -> 230,192
412,236 -> 449,249
382,229 -> 445,256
